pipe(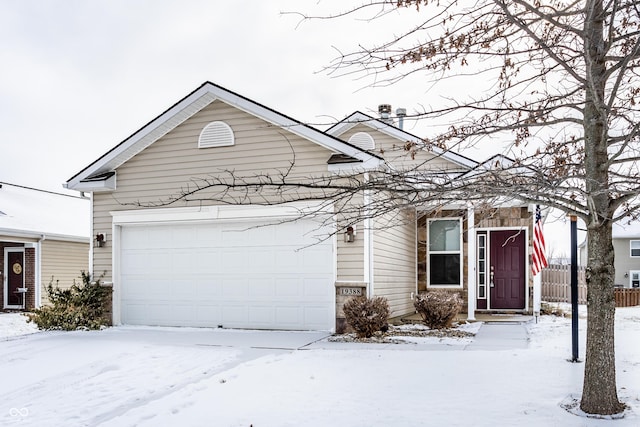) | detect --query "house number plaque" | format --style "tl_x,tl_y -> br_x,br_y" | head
340,287 -> 363,296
